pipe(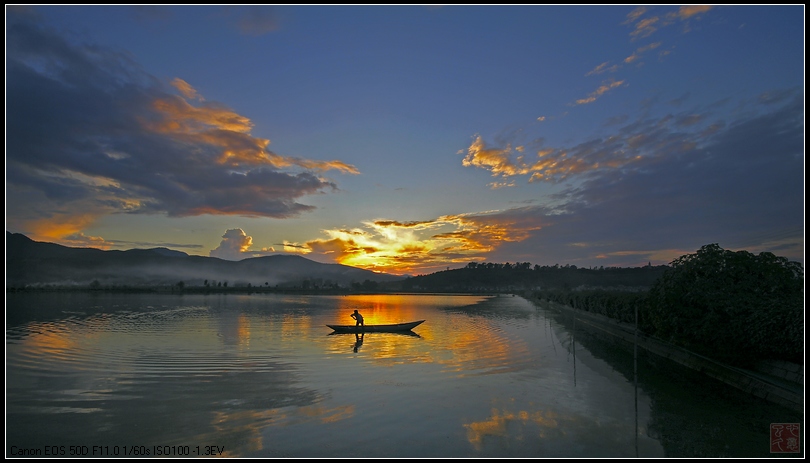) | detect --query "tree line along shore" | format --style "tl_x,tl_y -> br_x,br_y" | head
8,244 -> 803,369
